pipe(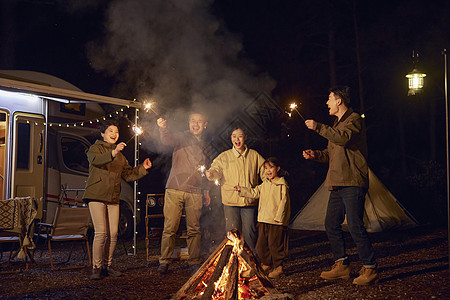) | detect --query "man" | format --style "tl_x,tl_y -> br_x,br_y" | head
303,86 -> 378,285
157,112 -> 211,274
